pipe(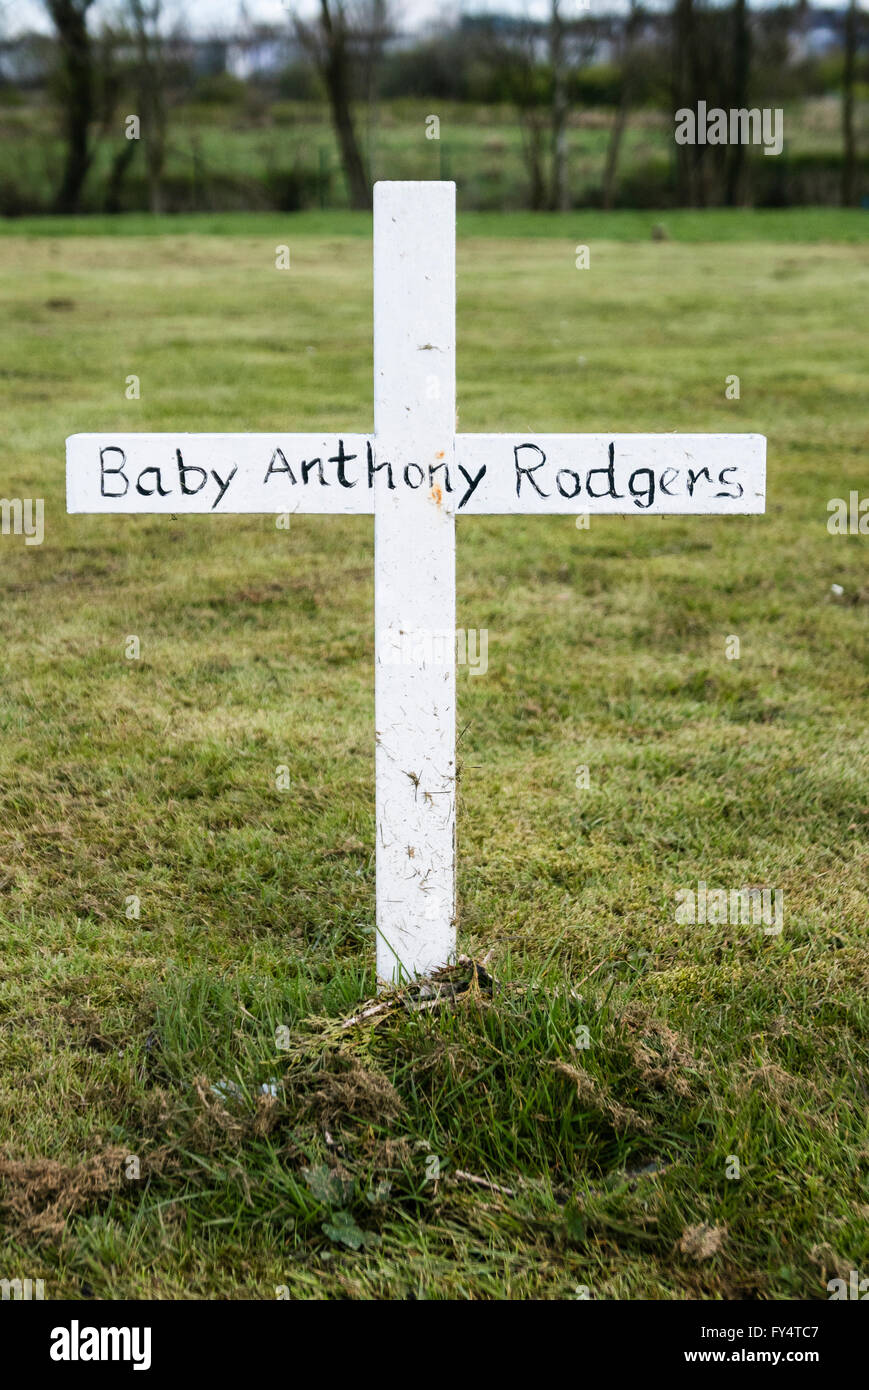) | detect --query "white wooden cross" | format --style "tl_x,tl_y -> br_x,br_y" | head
66,181 -> 766,985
